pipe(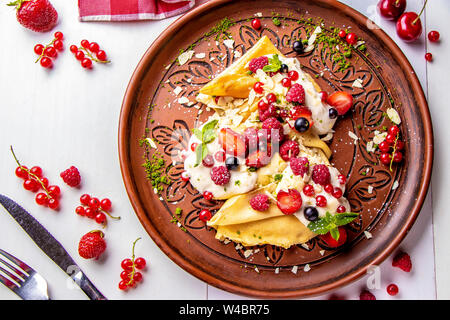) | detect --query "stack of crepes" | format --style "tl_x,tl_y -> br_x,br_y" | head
192,36 -> 348,249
